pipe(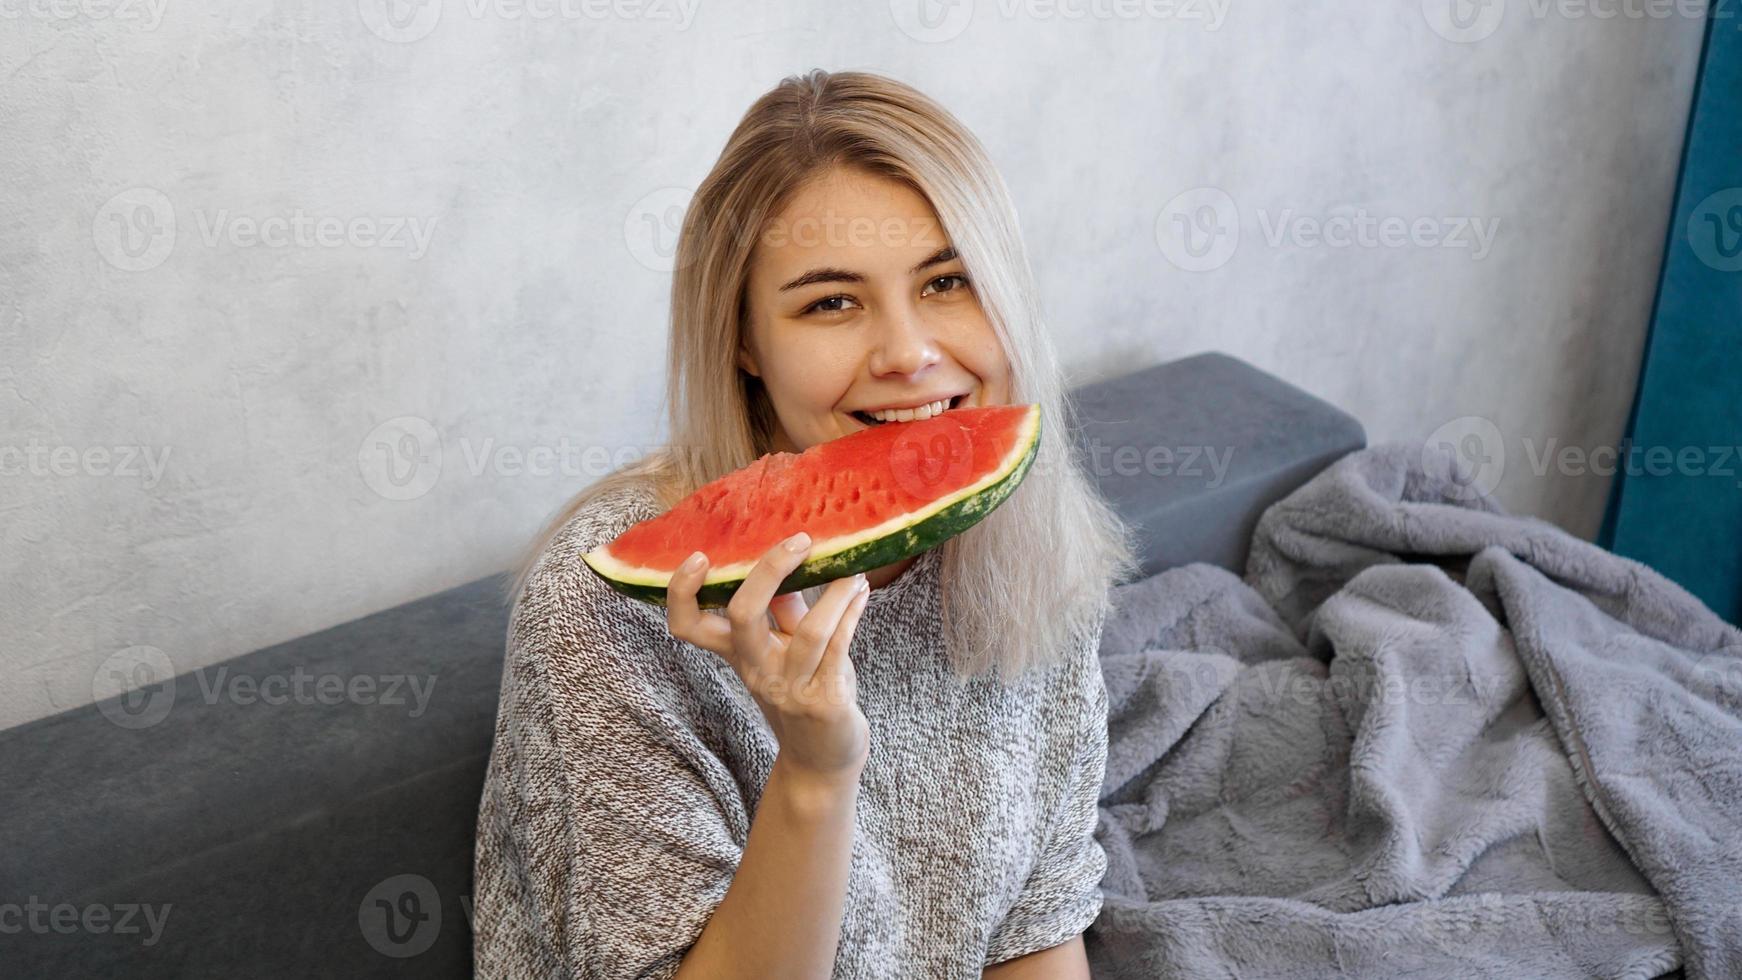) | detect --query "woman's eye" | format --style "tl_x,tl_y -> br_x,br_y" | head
924,274 -> 970,296
803,294 -> 858,316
